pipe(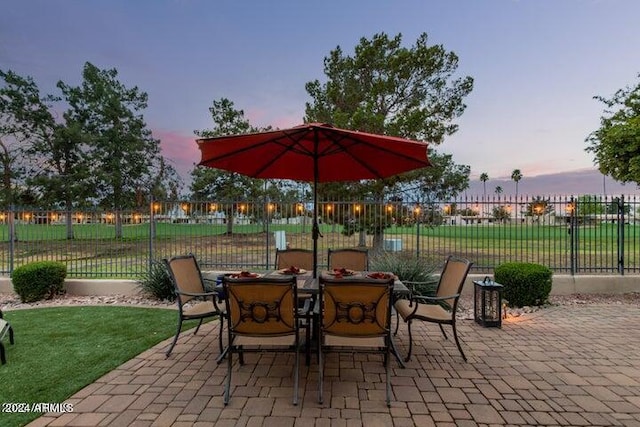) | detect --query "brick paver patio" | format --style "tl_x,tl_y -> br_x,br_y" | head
29,303 -> 640,426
